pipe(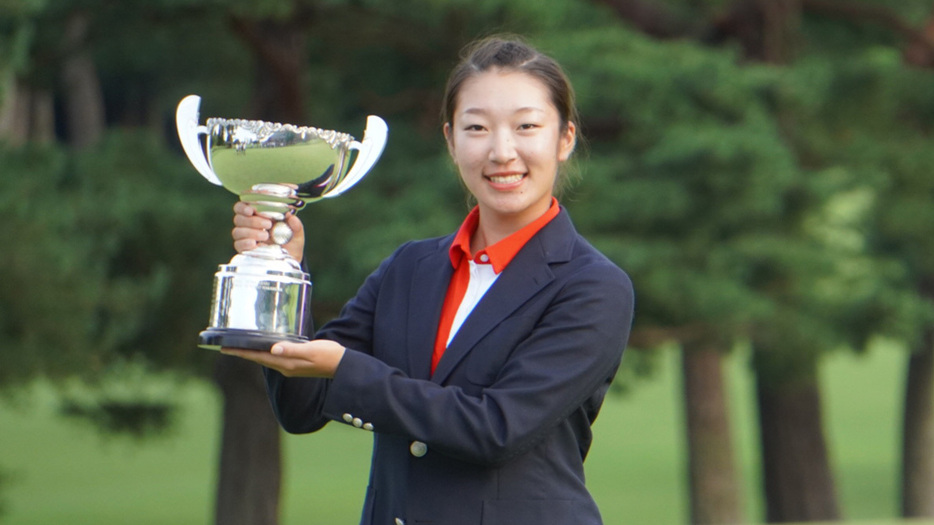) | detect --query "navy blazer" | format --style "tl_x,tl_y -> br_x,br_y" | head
264,208 -> 634,525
